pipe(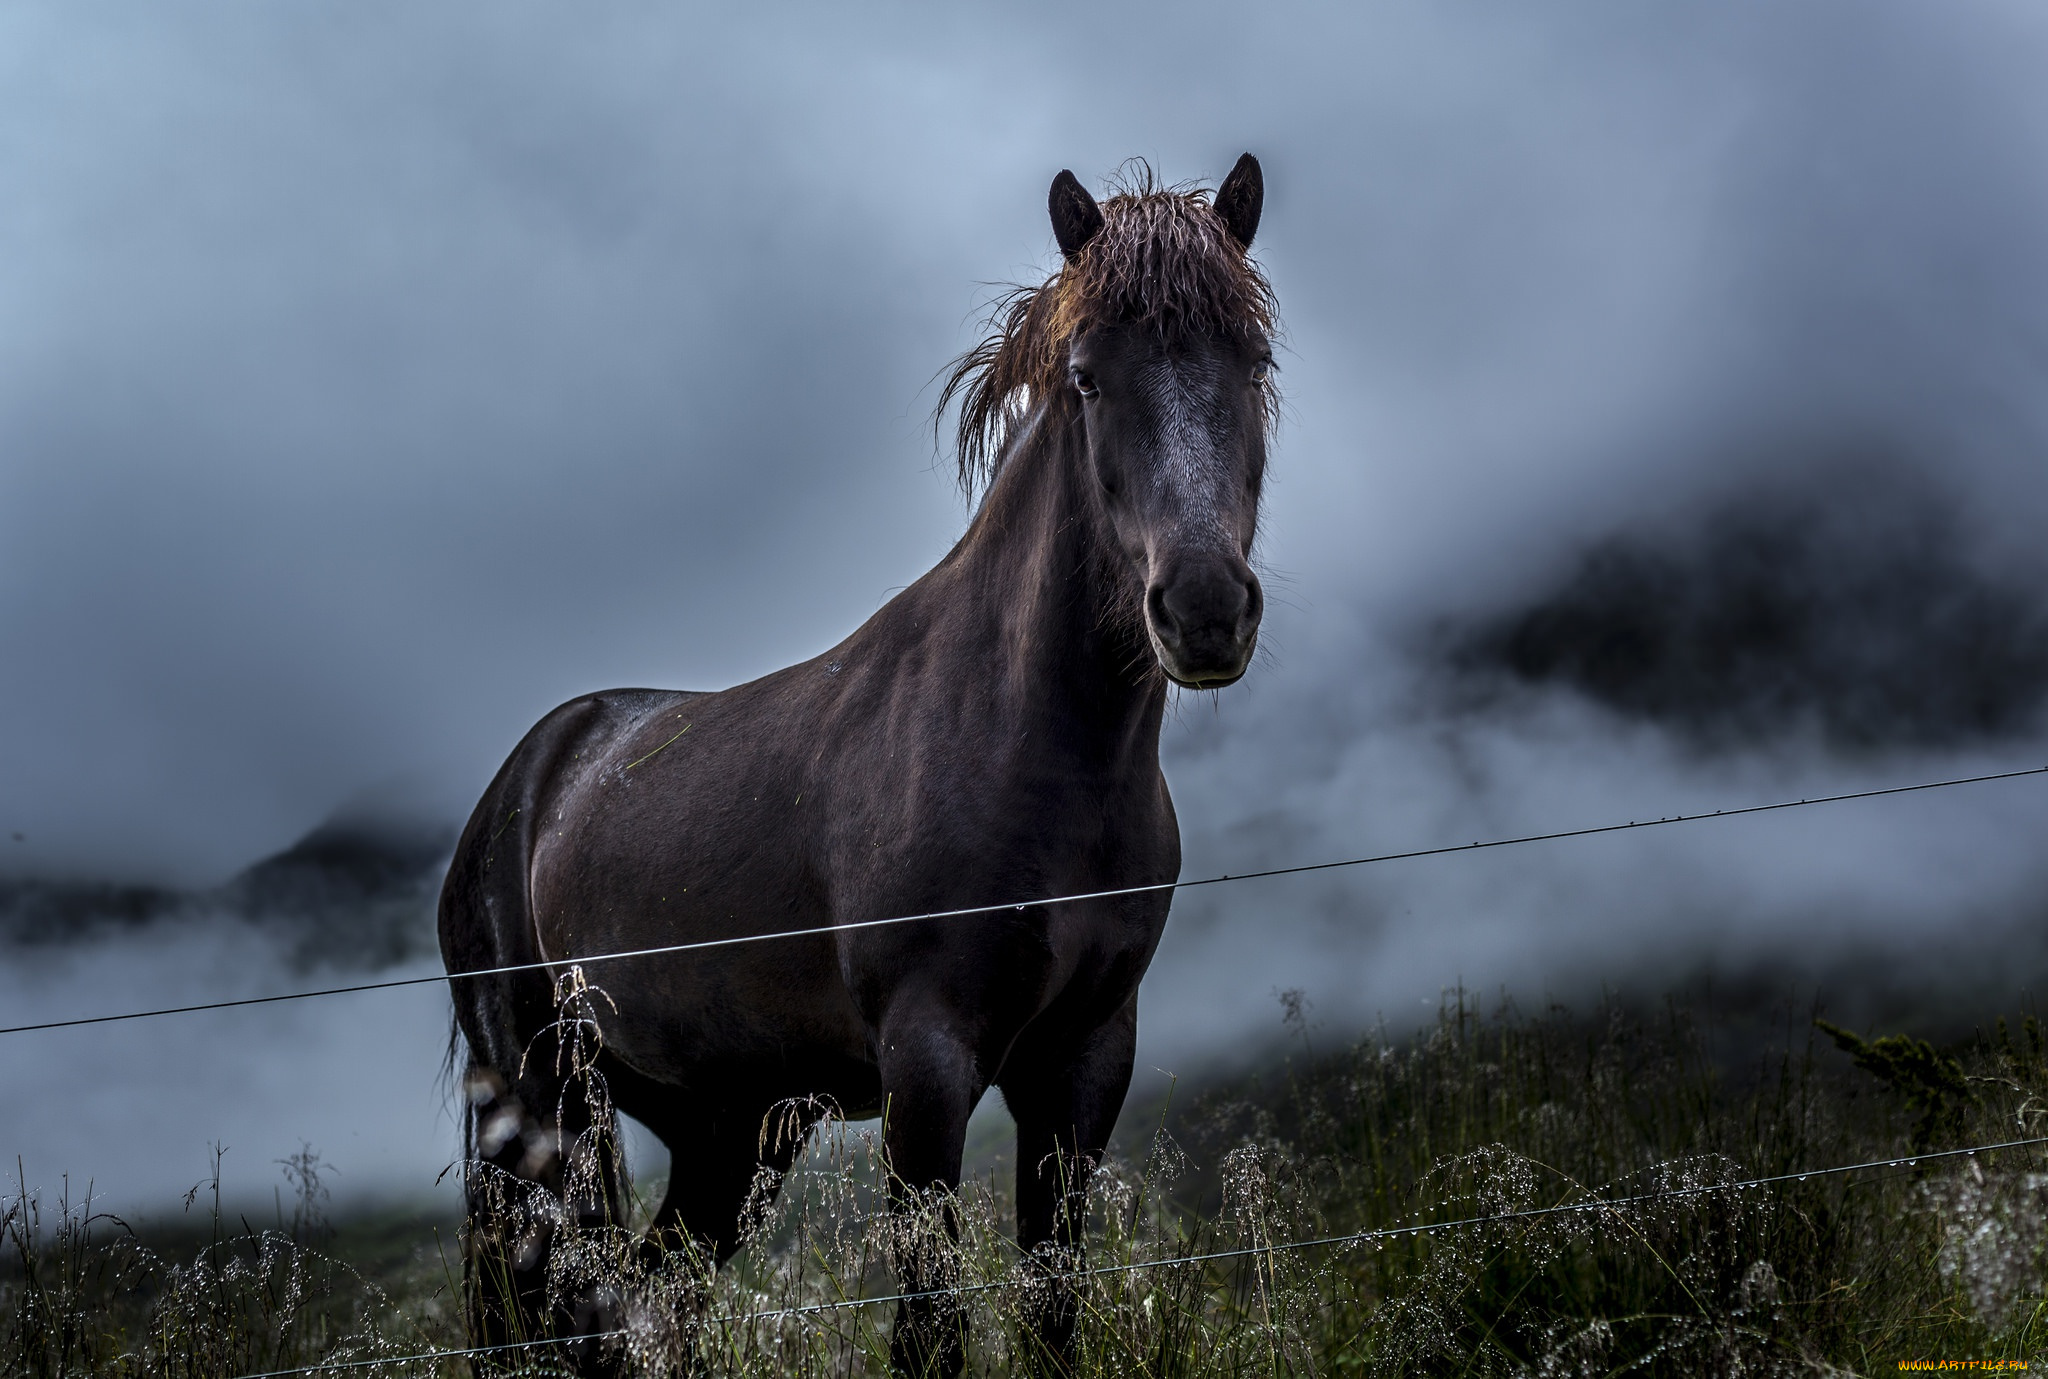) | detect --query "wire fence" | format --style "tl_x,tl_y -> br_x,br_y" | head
4,761 -> 2042,1039
8,761 -> 2046,1371
225,1132 -> 2048,1378
8,758 -> 2039,1368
